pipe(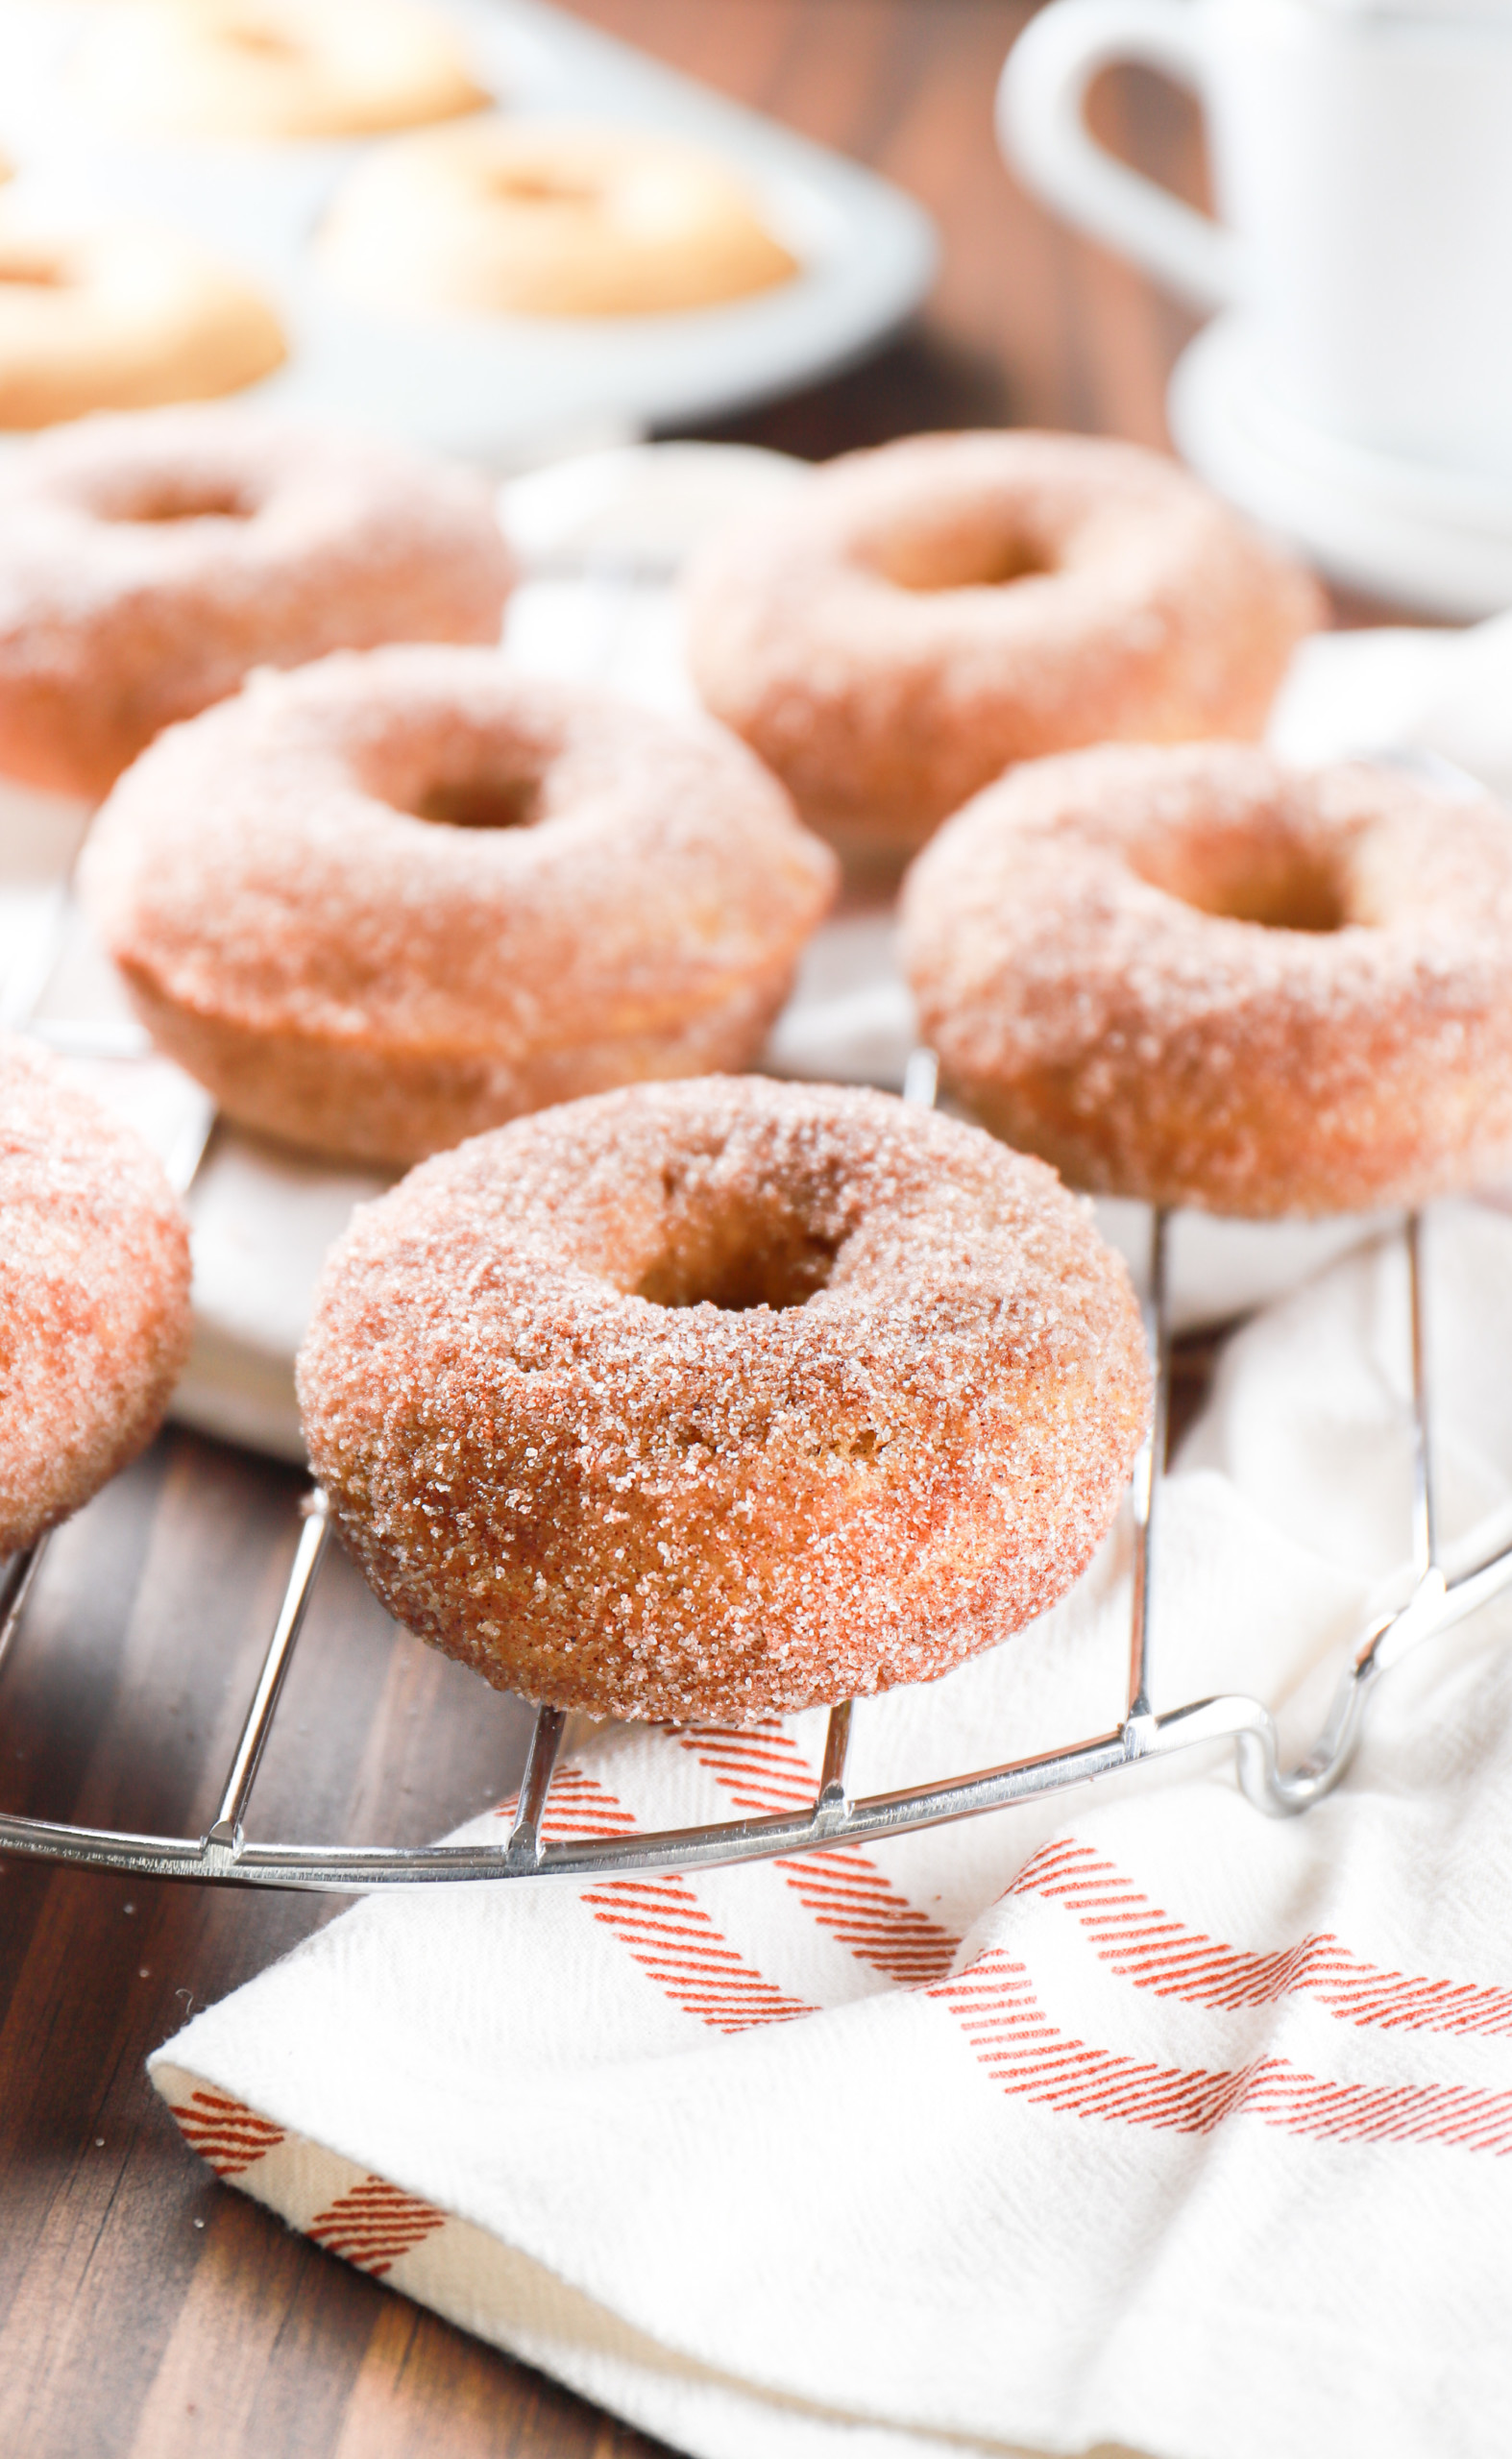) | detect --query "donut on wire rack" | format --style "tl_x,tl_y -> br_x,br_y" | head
903,741 -> 1512,1217
684,429 -> 1324,865
0,1035 -> 191,1556
79,645 -> 839,1166
0,404 -> 513,796
297,1075 -> 1151,1723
